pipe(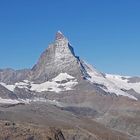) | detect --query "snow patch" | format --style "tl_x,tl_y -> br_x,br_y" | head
0,74 -> 78,94
0,80 -> 30,92
31,73 -> 78,93
52,73 -> 75,82
31,81 -> 61,93
15,81 -> 29,89
106,74 -> 140,94
0,82 -> 15,92
83,61 -> 137,100
0,97 -> 21,104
